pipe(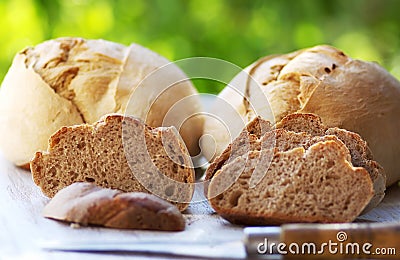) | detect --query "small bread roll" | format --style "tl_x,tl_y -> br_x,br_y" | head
0,37 -> 203,167
203,45 -> 400,186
